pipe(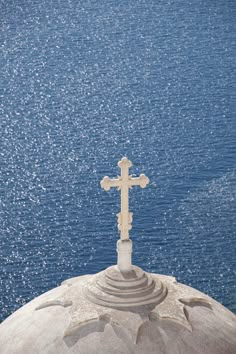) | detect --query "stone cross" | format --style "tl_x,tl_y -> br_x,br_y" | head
101,157 -> 149,240
101,157 -> 149,272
